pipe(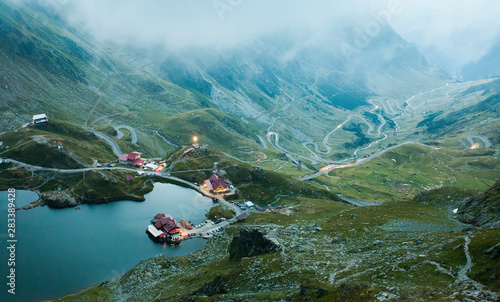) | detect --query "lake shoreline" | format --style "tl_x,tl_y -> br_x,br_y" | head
0,184 -> 215,302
